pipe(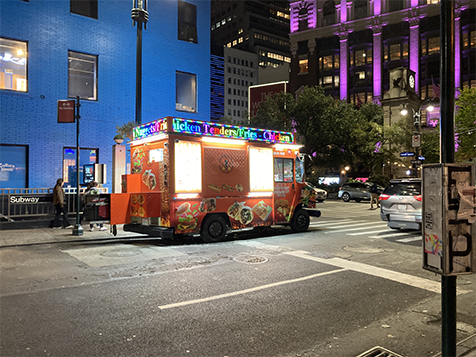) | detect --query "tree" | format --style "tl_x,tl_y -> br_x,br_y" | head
455,87 -> 476,162
251,86 -> 384,176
